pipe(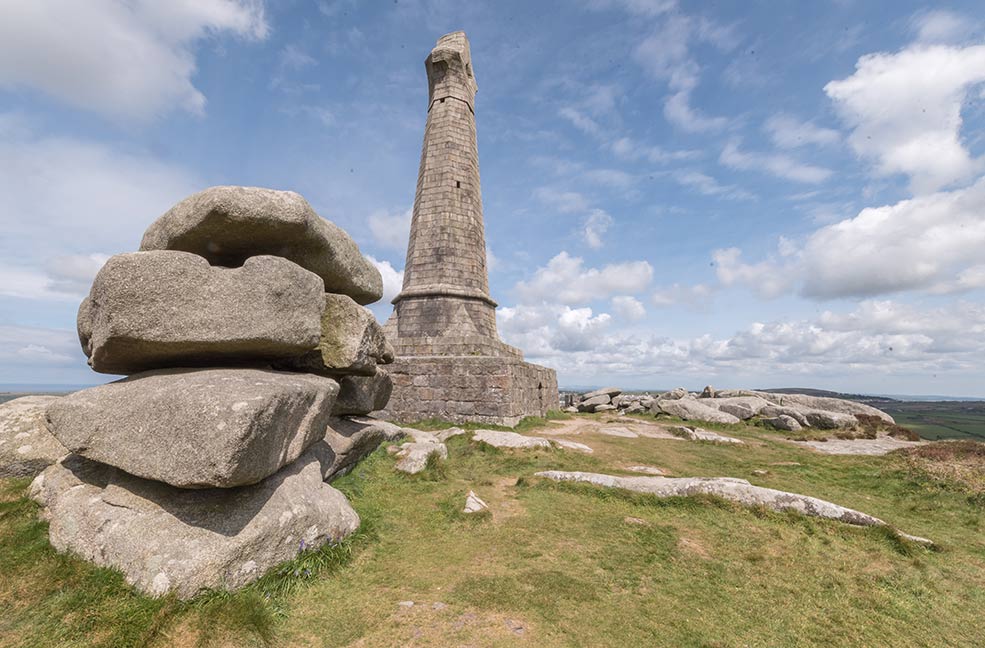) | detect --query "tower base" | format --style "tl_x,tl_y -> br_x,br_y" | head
378,355 -> 559,427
